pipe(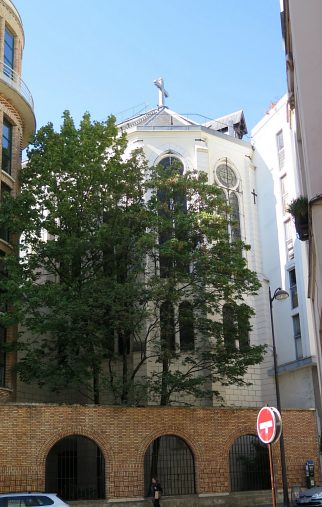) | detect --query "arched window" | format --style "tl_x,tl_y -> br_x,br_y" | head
229,434 -> 270,492
160,301 -> 175,352
45,435 -> 105,501
214,161 -> 241,242
229,191 -> 241,241
179,301 -> 194,351
223,303 -> 250,351
157,156 -> 187,277
144,435 -> 196,496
